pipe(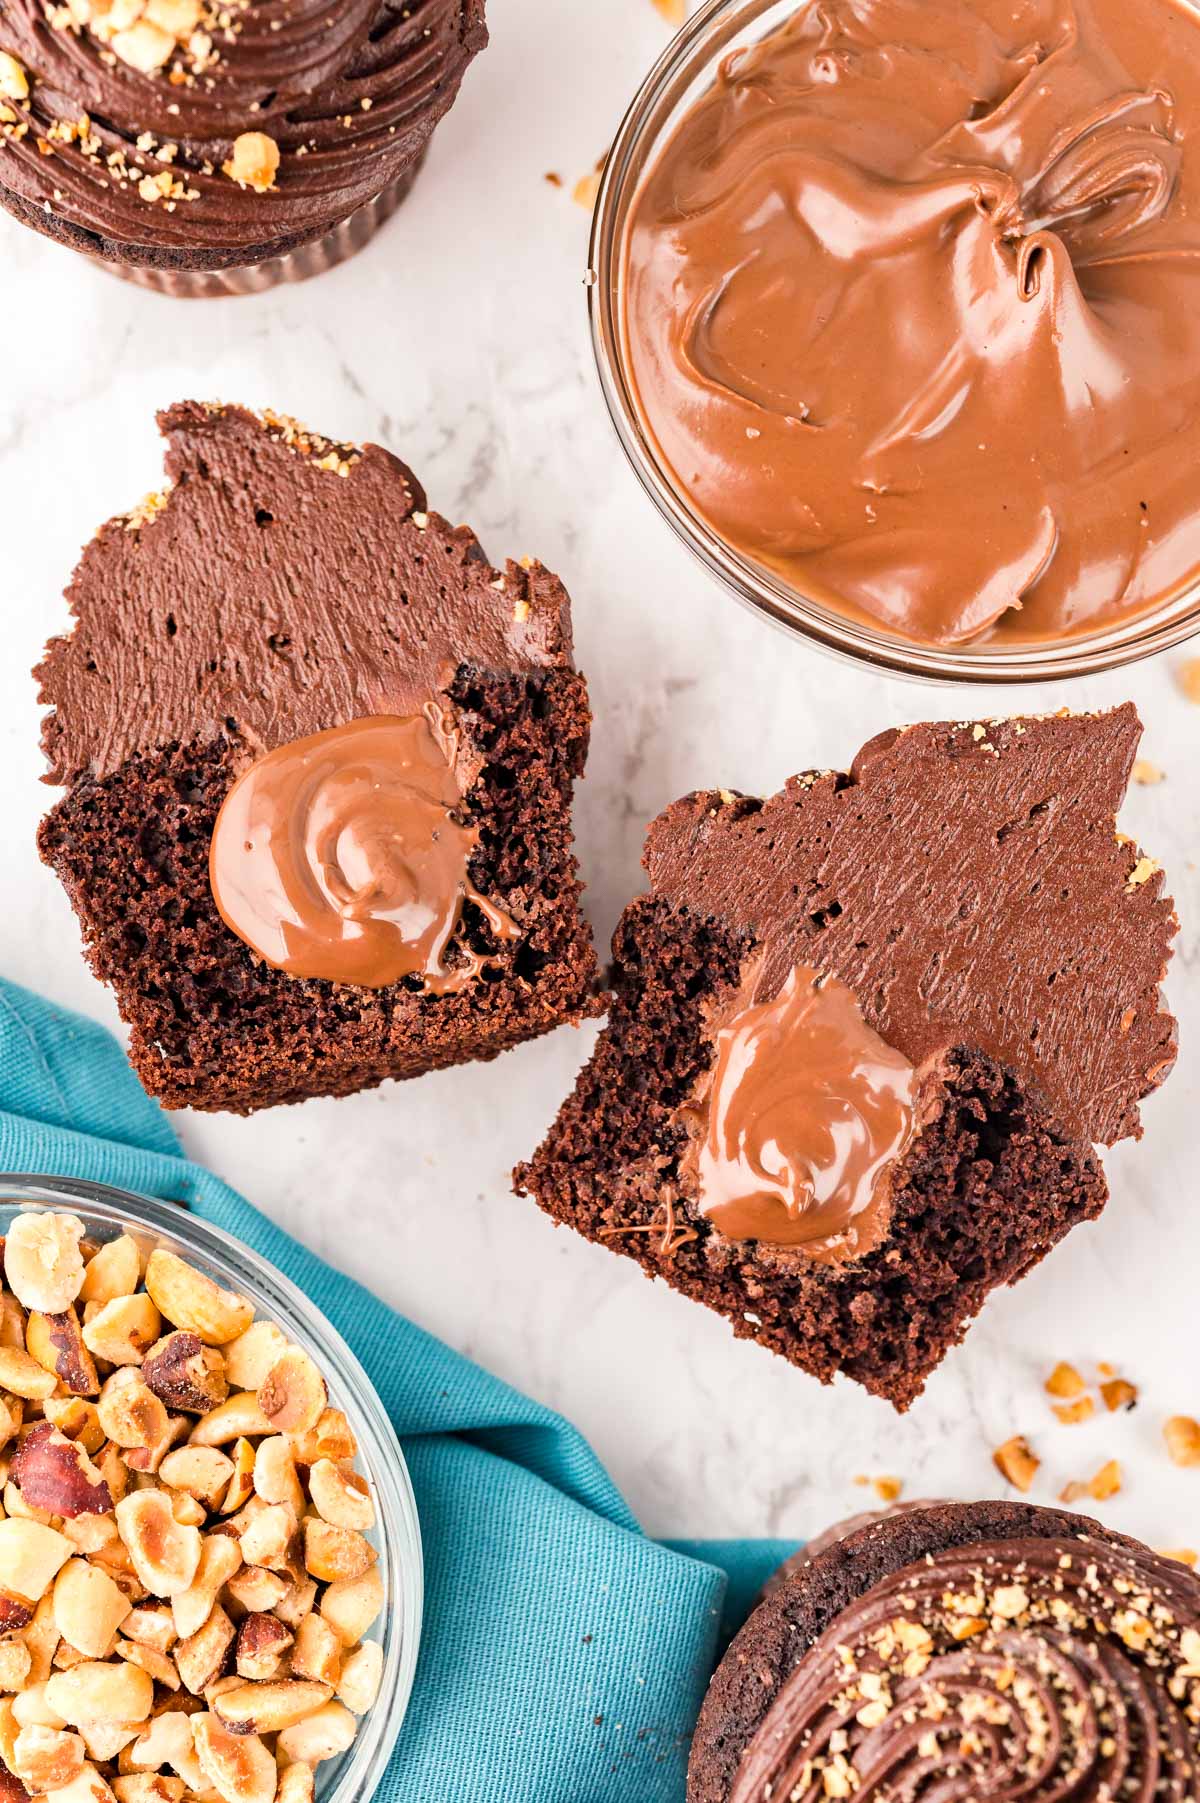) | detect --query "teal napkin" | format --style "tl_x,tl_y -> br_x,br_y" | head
0,981 -> 796,1803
